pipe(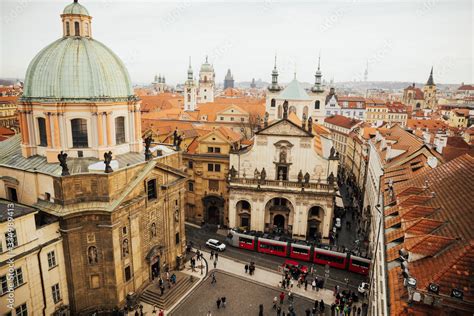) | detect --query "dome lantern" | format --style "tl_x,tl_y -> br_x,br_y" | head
61,0 -> 92,38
